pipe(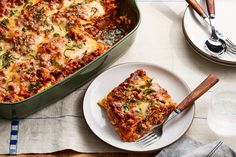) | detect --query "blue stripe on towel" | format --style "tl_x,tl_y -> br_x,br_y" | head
11,130 -> 18,135
9,120 -> 19,154
10,140 -> 17,145
11,120 -> 19,125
